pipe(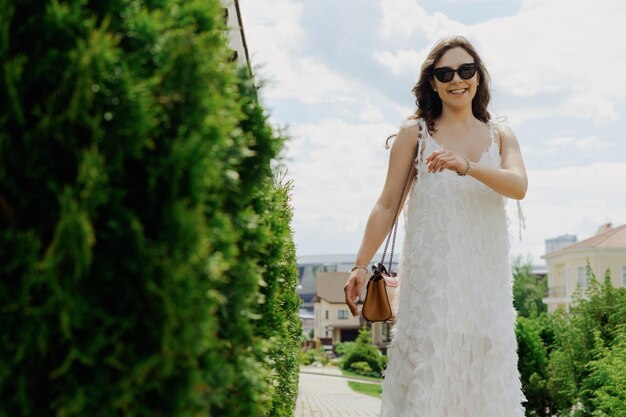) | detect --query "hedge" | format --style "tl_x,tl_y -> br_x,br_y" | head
0,1 -> 300,416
